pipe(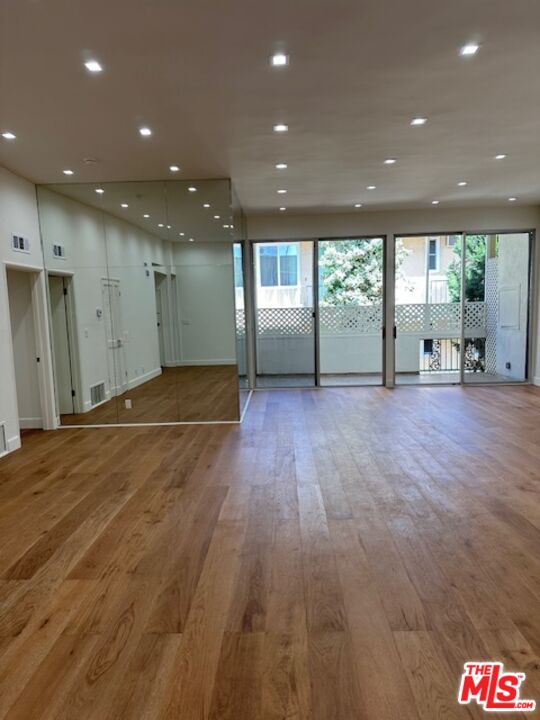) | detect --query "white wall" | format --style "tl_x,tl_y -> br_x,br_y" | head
0,167 -> 44,452
39,188 -> 168,410
496,233 -> 530,380
248,205 -> 540,384
171,242 -> 237,364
